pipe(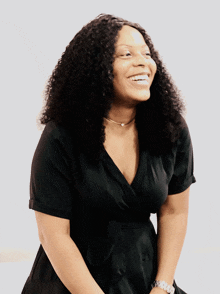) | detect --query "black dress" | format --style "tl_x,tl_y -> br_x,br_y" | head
22,120 -> 196,294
